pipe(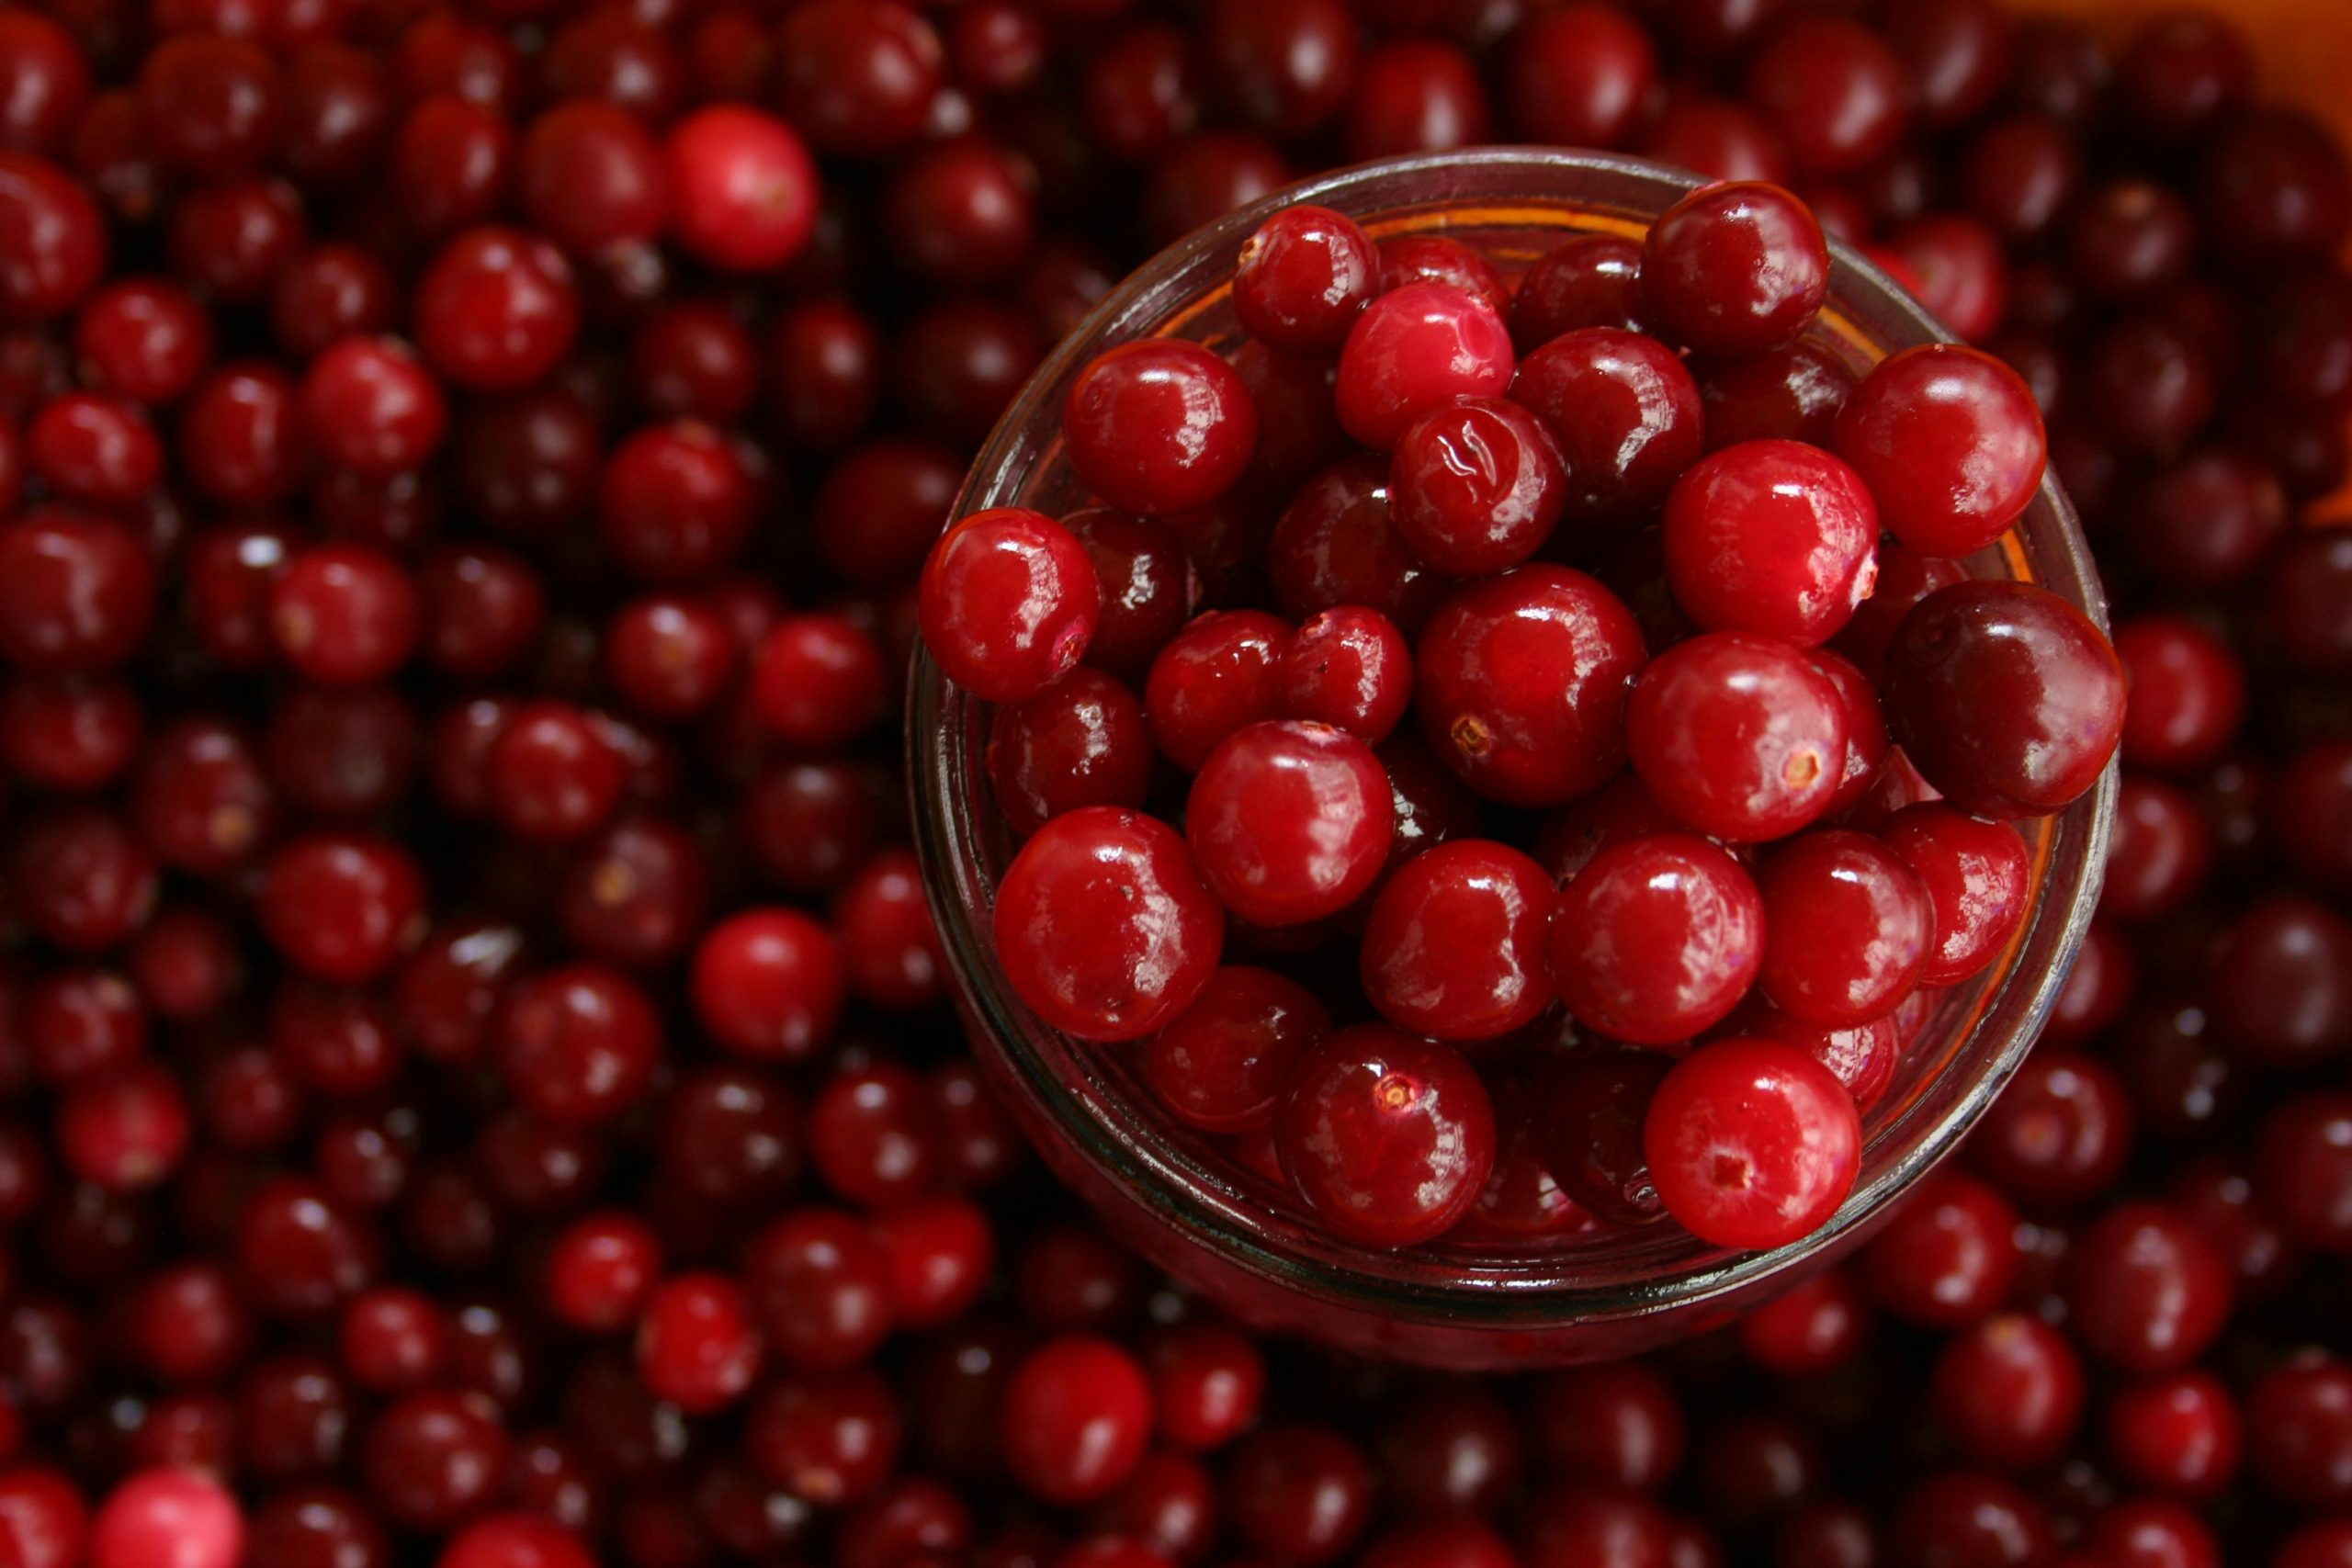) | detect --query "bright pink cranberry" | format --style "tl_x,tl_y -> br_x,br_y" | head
438,1515 -> 594,1568
1360,838 -> 1553,1042
1510,326 -> 1705,532
1644,1036 -> 1862,1250
1335,282 -> 1514,450
1064,340 -> 1258,516
663,107 -> 819,273
1832,344 -> 2045,557
1388,397 -> 1566,577
1415,565 -> 1645,807
90,1468 -> 241,1568
991,806 -> 1224,1043
1001,1337 -> 1153,1505
1627,630 -> 1848,841
1880,805 -> 2031,985
1883,580 -> 2124,818
1234,204 -> 1378,354
1274,1024 -> 1495,1248
1185,719 -> 1392,928
1546,832 -> 1764,1046
1660,440 -> 1878,647
920,508 -> 1101,703
1642,181 -> 1828,355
